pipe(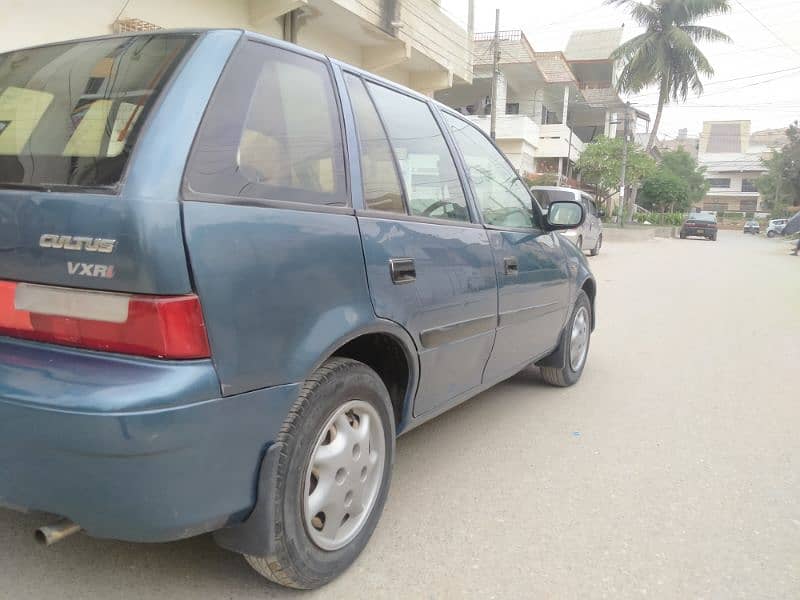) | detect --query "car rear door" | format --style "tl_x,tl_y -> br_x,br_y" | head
441,112 -> 570,381
340,72 -> 497,416
581,193 -> 600,248
179,39 -> 377,396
